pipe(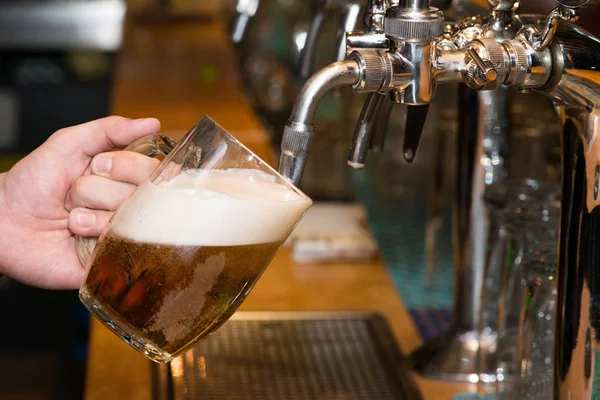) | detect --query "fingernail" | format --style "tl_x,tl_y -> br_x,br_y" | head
93,154 -> 112,174
134,117 -> 160,129
134,117 -> 158,125
76,209 -> 96,228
